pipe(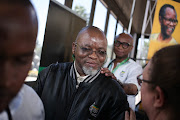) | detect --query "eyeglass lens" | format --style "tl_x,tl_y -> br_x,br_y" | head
137,75 -> 143,86
114,41 -> 130,49
163,16 -> 178,25
76,43 -> 106,57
